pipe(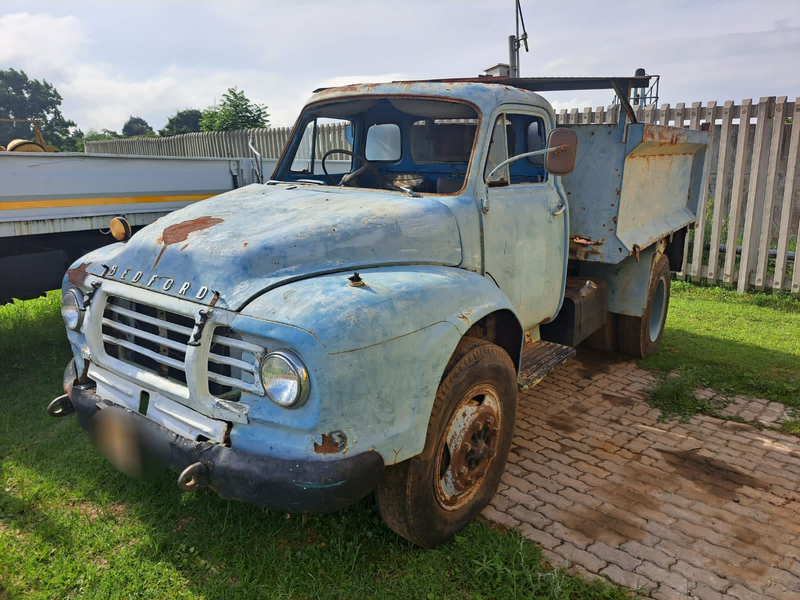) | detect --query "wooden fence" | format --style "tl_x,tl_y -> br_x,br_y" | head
85,97 -> 799,296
